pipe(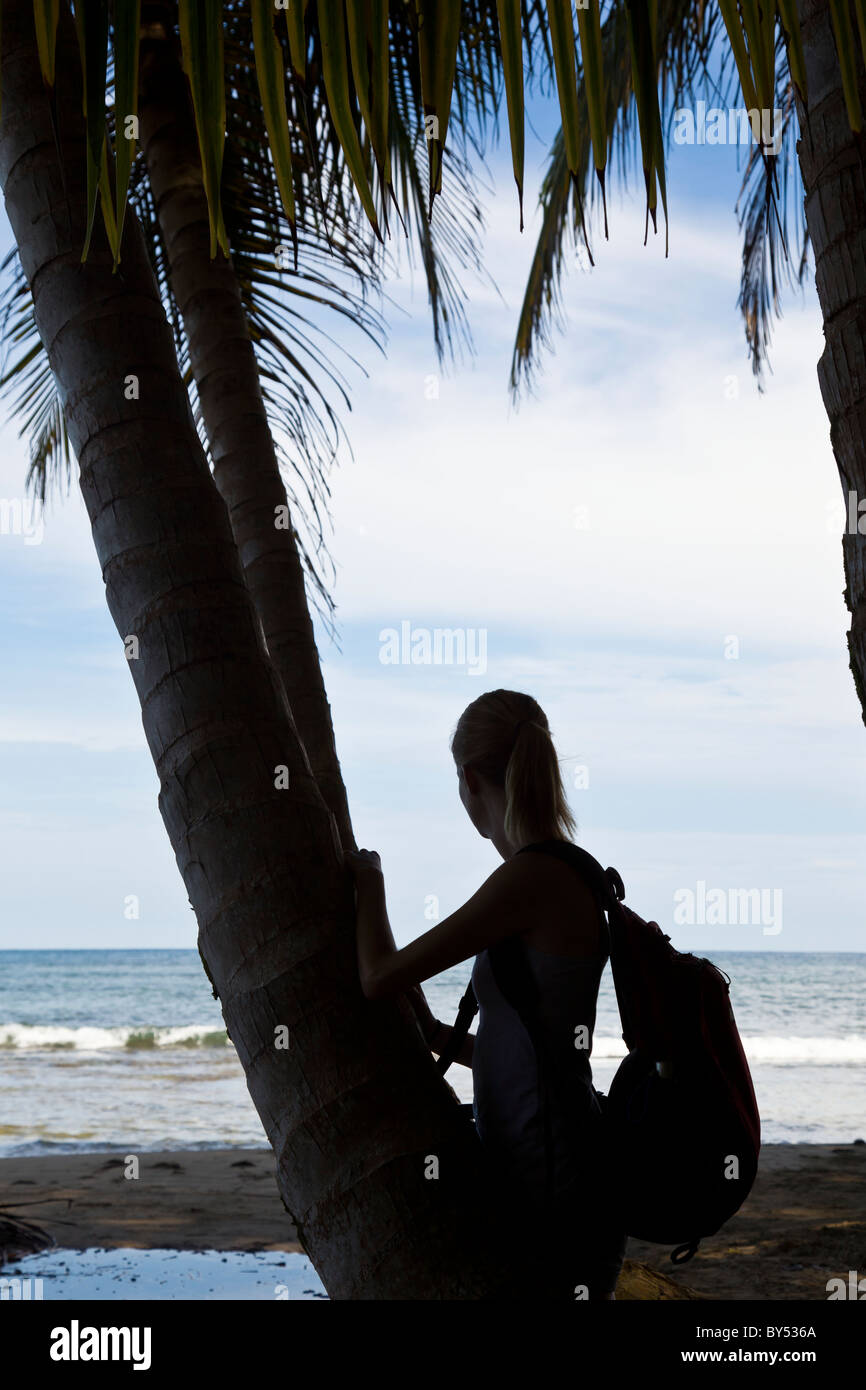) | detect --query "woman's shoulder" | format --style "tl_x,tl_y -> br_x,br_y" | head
505,843 -> 604,957
505,840 -> 596,892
